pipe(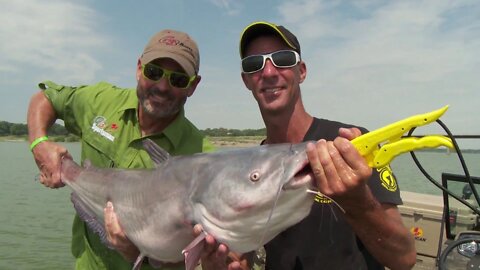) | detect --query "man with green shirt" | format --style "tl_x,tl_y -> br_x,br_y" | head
27,29 -> 212,270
